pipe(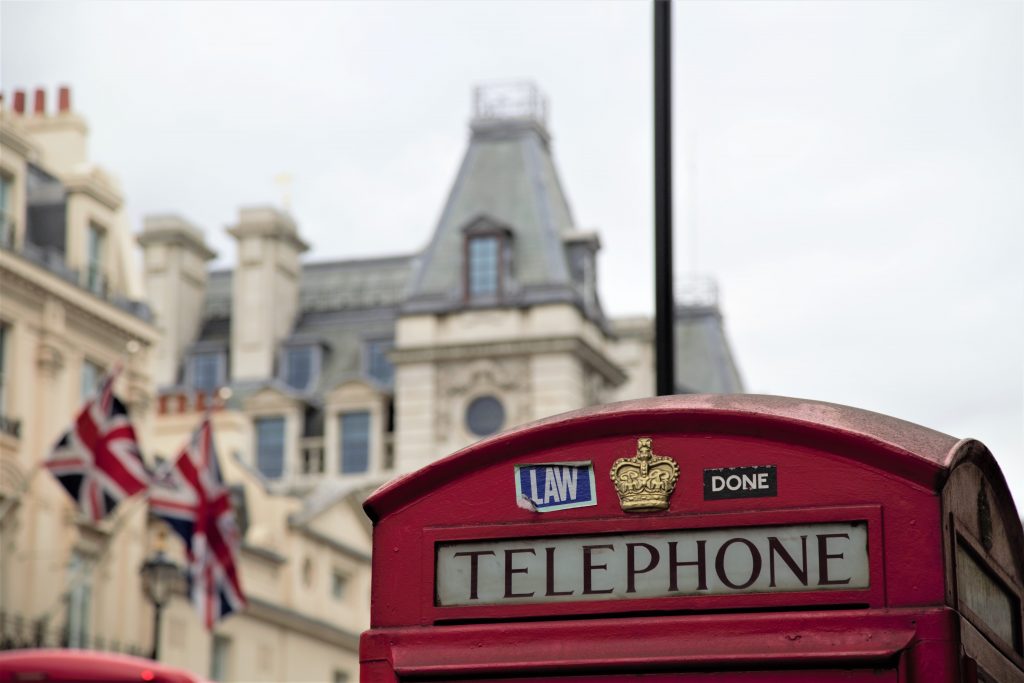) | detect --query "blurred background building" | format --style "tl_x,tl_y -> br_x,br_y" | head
0,83 -> 743,681
0,85 -> 160,661
145,83 -> 743,492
